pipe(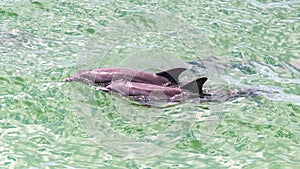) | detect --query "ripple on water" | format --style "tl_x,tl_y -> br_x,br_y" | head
1,0 -> 300,168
